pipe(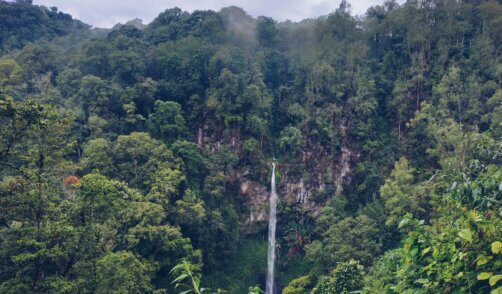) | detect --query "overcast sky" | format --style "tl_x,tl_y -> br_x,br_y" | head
29,0 -> 394,28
